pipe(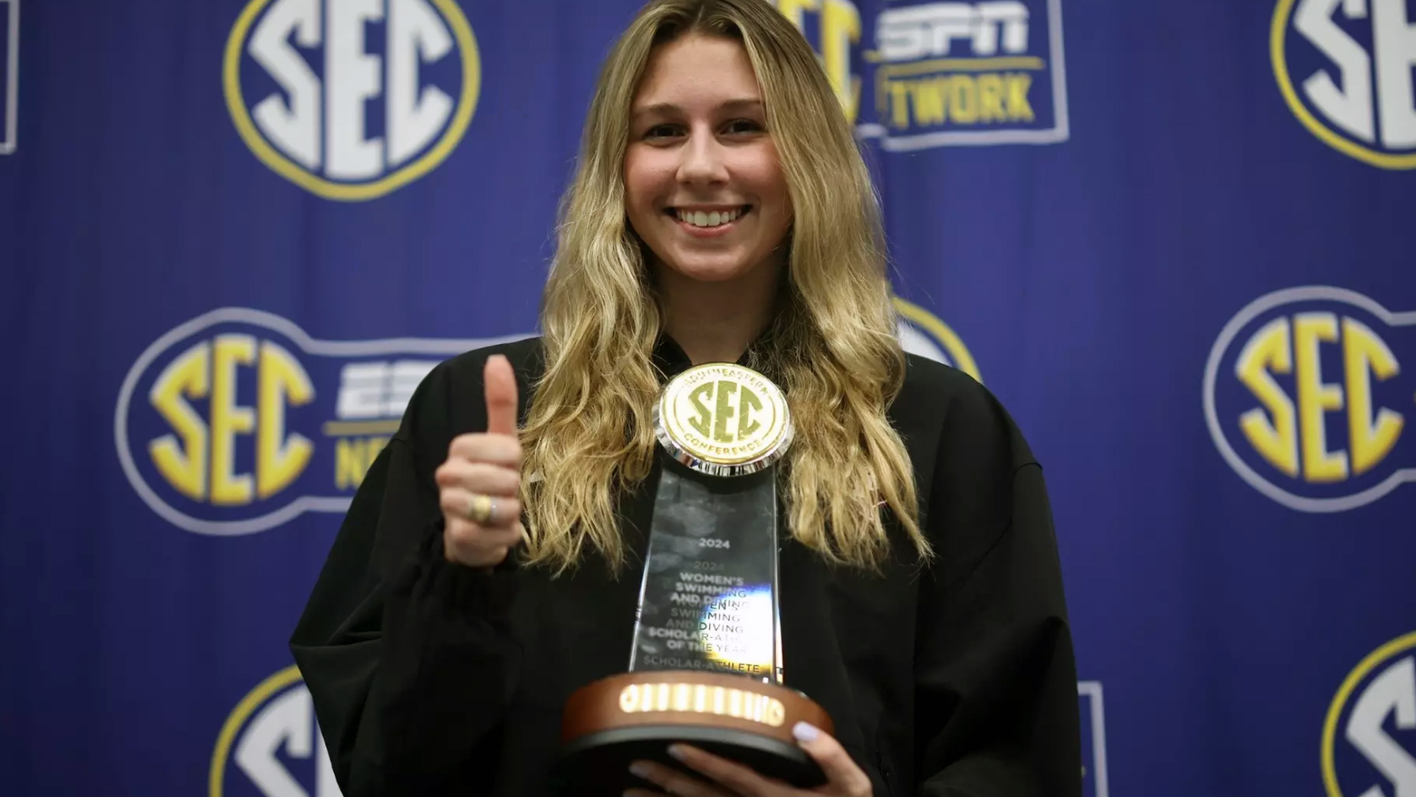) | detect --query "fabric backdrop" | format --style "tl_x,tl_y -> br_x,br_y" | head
1,0 -> 1412,795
